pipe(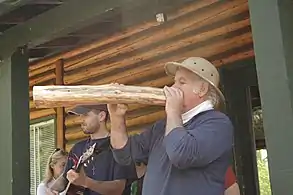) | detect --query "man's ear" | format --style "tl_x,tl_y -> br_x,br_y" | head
99,111 -> 107,122
198,82 -> 209,98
